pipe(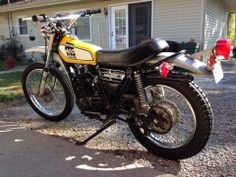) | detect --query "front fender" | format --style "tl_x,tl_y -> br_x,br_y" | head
149,52 -> 211,76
